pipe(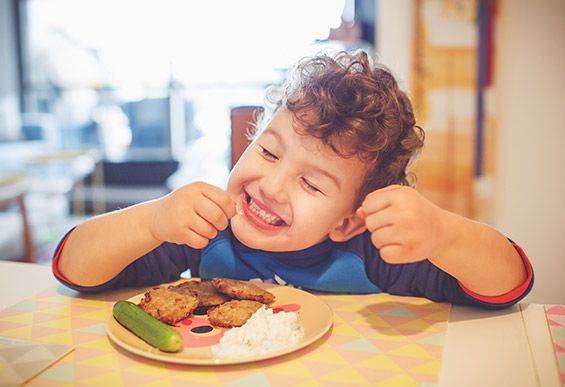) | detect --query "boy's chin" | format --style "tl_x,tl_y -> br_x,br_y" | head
230,218 -> 290,252
230,218 -> 328,252
230,219 -> 274,250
